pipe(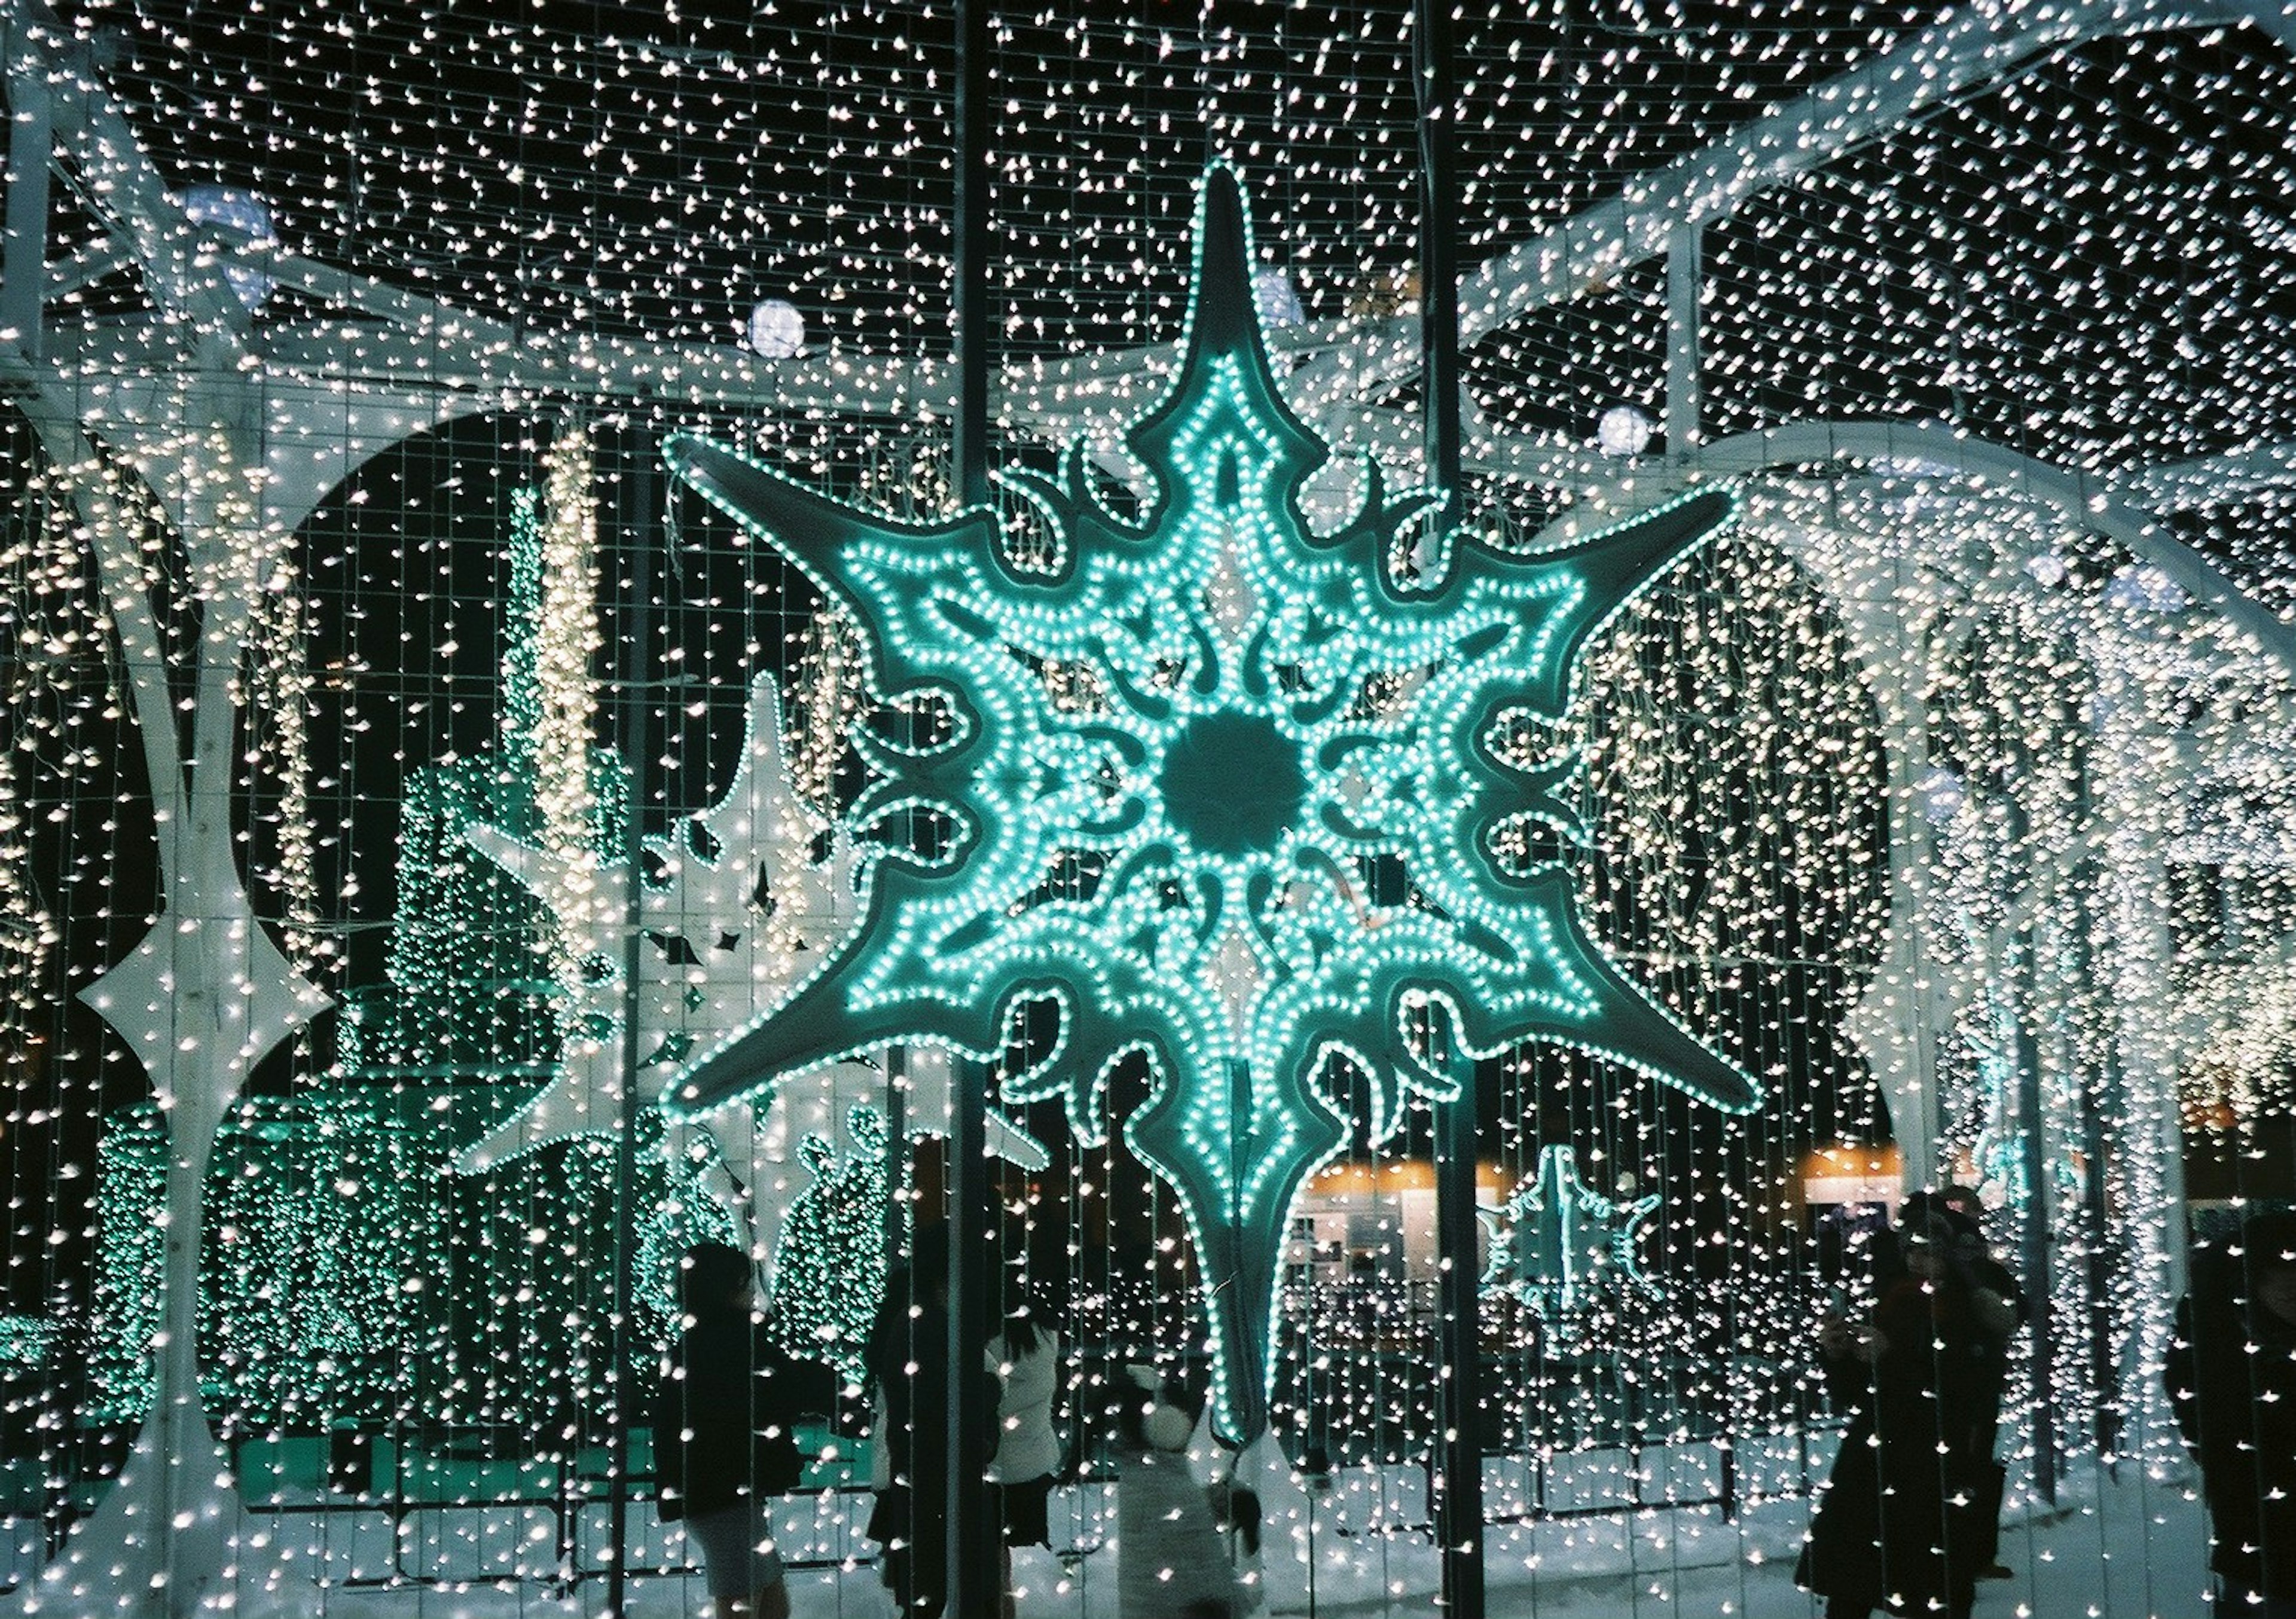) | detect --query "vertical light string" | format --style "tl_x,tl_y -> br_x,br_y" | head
532,426 -> 606,988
